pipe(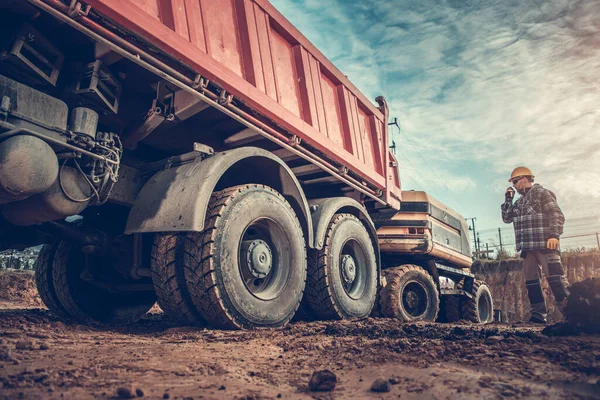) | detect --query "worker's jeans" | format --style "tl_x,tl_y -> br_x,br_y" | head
523,250 -> 570,322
